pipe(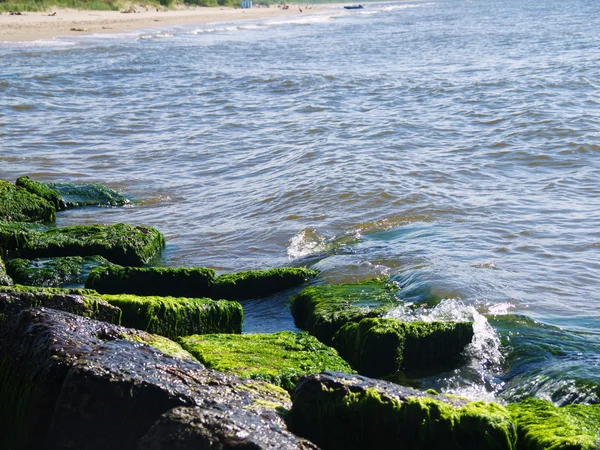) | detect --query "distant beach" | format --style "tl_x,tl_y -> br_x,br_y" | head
0,5 -> 314,42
